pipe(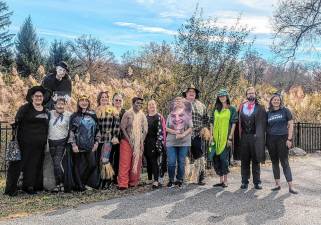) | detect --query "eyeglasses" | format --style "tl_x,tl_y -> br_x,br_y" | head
114,99 -> 122,102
